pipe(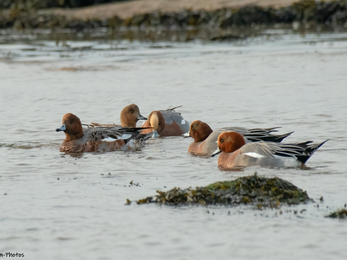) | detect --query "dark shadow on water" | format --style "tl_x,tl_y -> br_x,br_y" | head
1,24 -> 347,45
218,166 -> 245,172
61,152 -> 84,158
